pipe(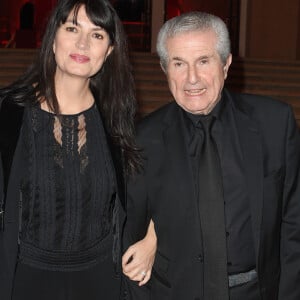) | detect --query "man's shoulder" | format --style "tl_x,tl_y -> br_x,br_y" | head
233,91 -> 291,112
134,101 -> 177,144
227,90 -> 296,131
137,101 -> 176,129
